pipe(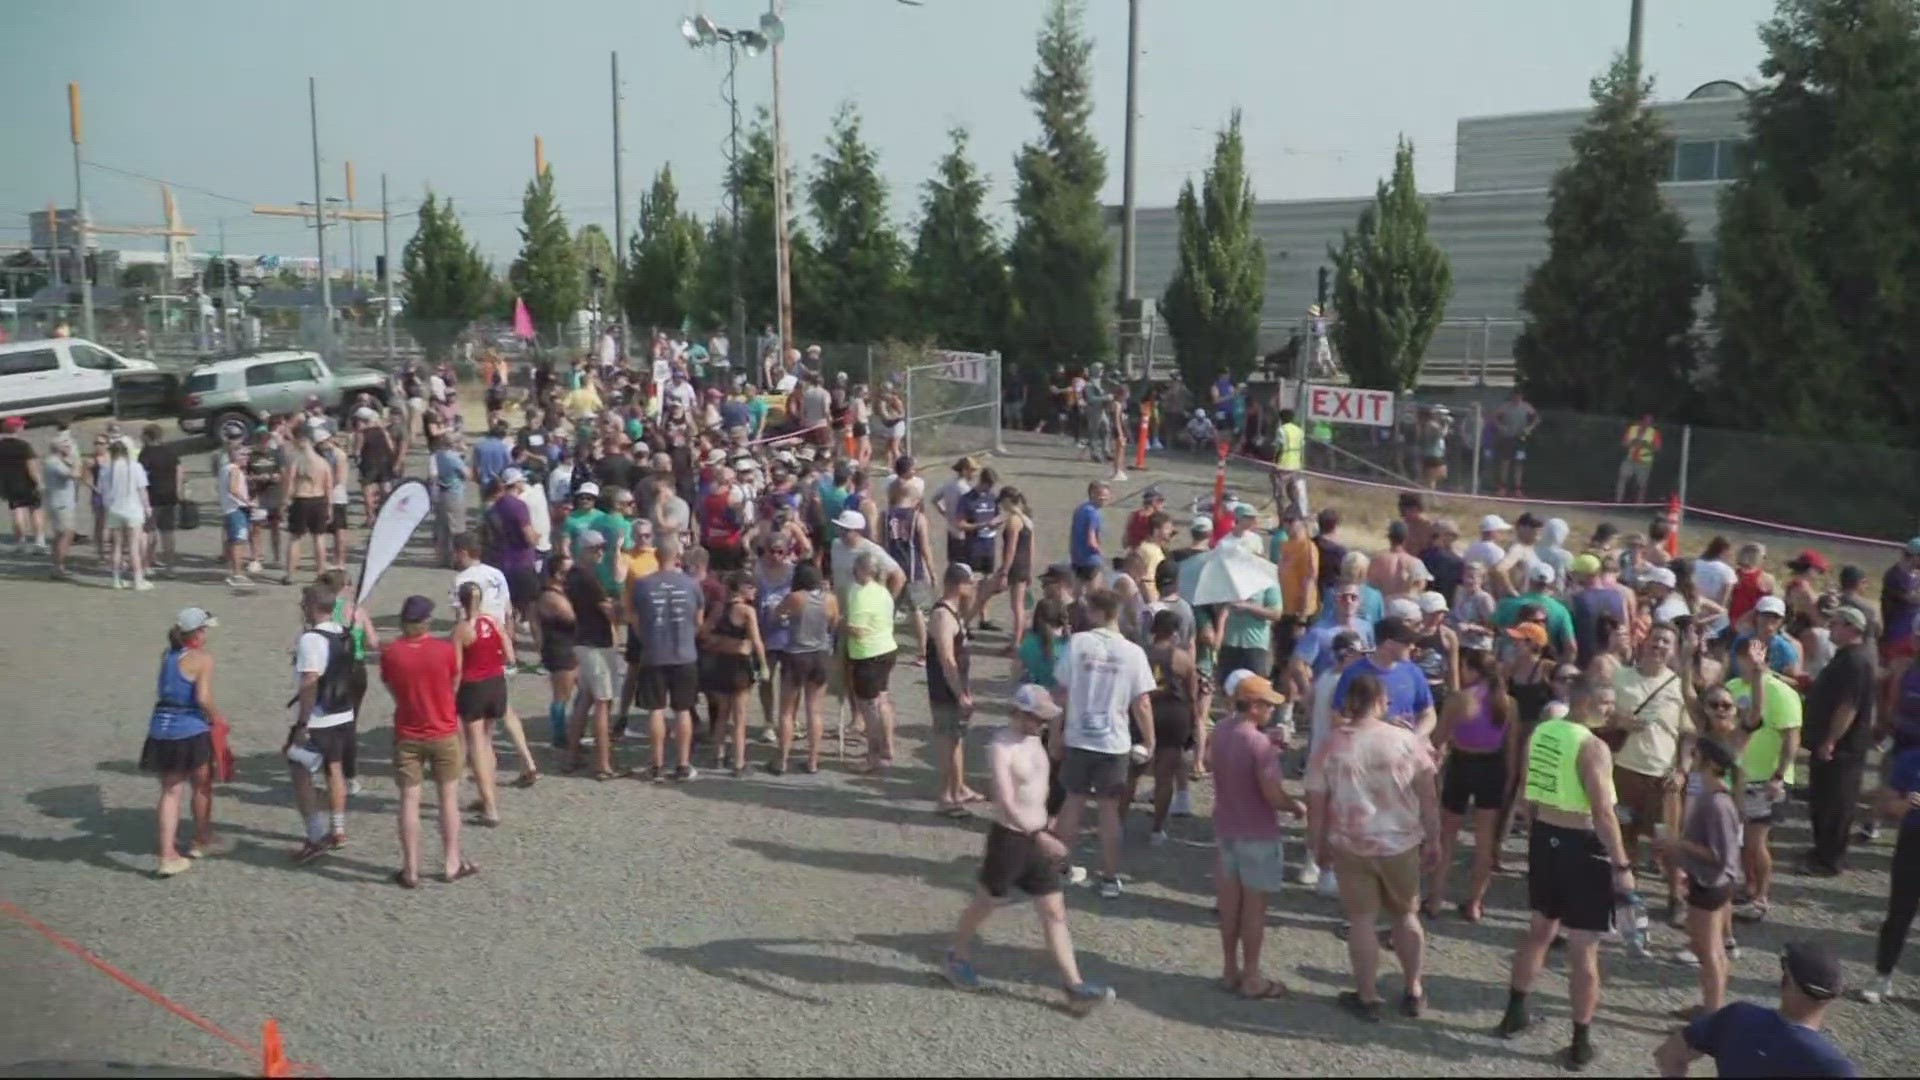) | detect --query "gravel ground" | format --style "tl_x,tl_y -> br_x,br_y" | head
2,425 -> 1916,1076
